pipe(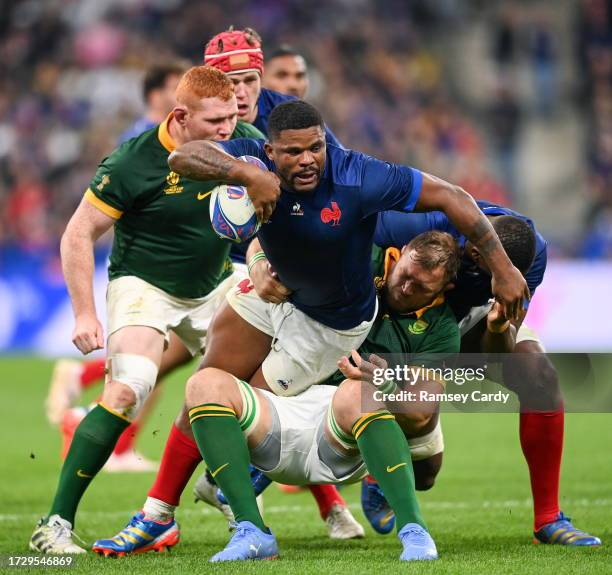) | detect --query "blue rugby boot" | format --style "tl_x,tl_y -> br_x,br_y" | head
210,521 -> 278,562
534,512 -> 602,546
361,477 -> 395,534
398,523 -> 438,561
92,511 -> 179,556
217,466 -> 272,504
